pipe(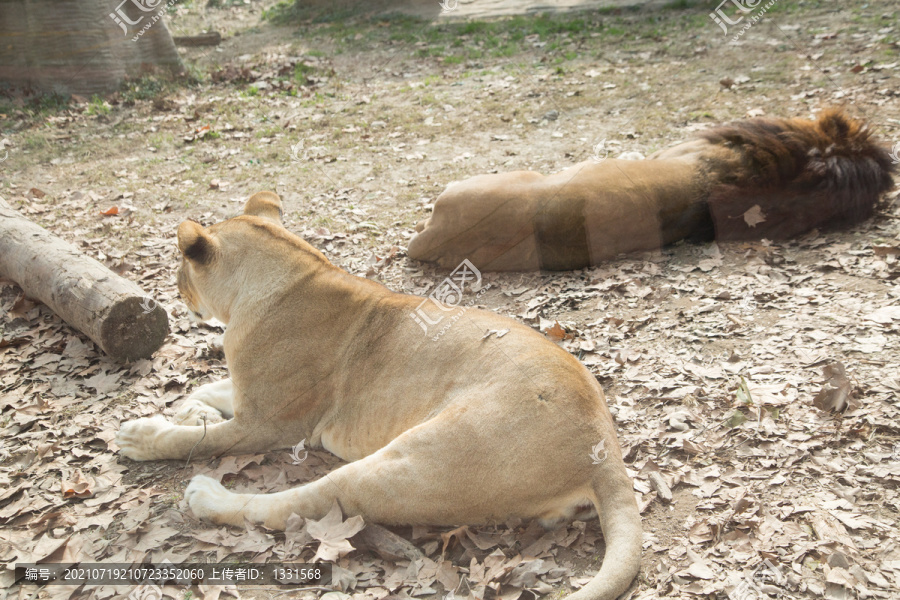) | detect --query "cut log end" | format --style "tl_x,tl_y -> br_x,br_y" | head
99,296 -> 169,361
1,197 -> 170,361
